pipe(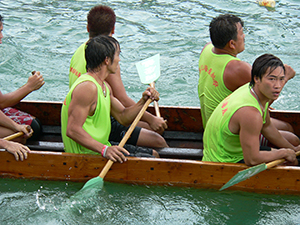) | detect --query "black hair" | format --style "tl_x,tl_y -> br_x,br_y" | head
0,15 -> 3,22
85,35 -> 120,71
87,5 -> 116,38
250,54 -> 285,86
209,14 -> 244,49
